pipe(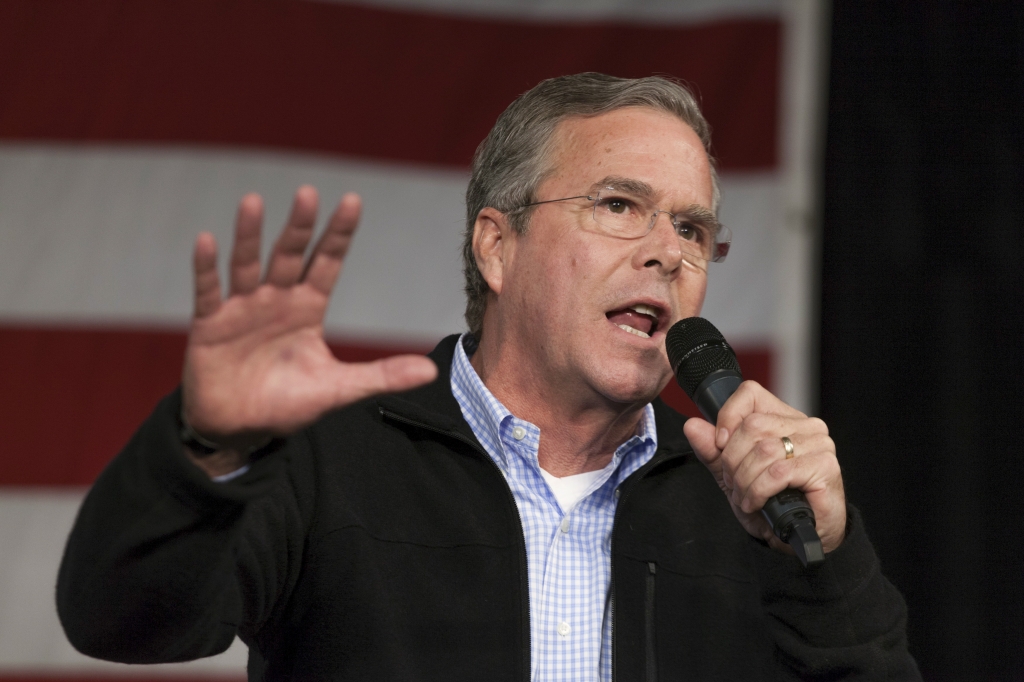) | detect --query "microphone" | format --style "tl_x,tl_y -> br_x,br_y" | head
666,317 -> 824,567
